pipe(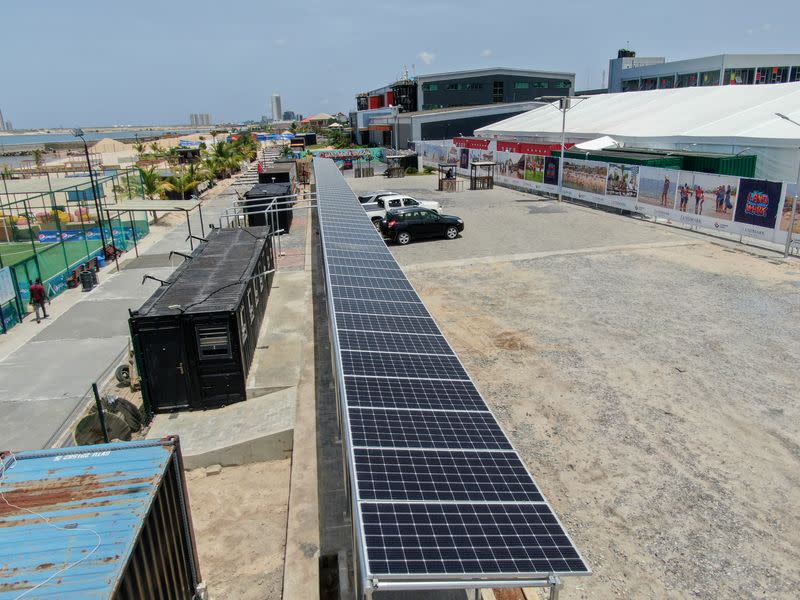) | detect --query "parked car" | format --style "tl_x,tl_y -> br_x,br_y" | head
365,194 -> 442,229
339,159 -> 353,170
379,207 -> 464,245
358,190 -> 399,204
